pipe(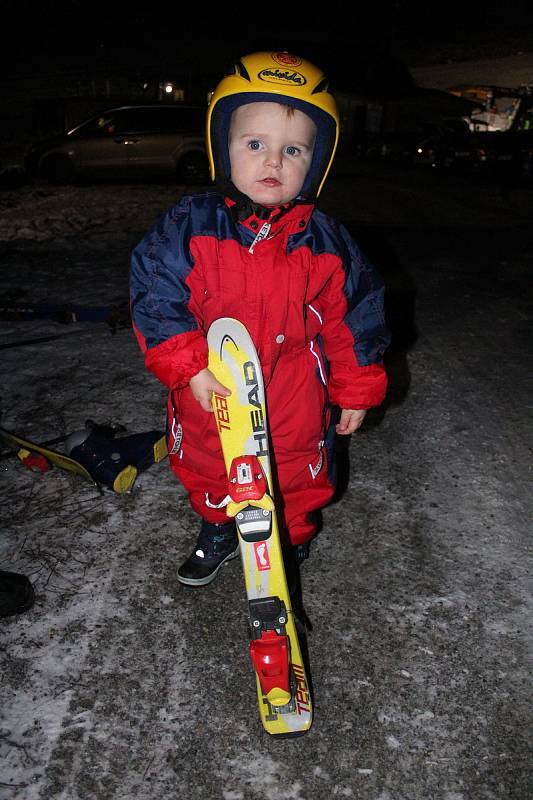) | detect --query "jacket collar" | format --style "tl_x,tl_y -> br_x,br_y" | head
224,196 -> 314,234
